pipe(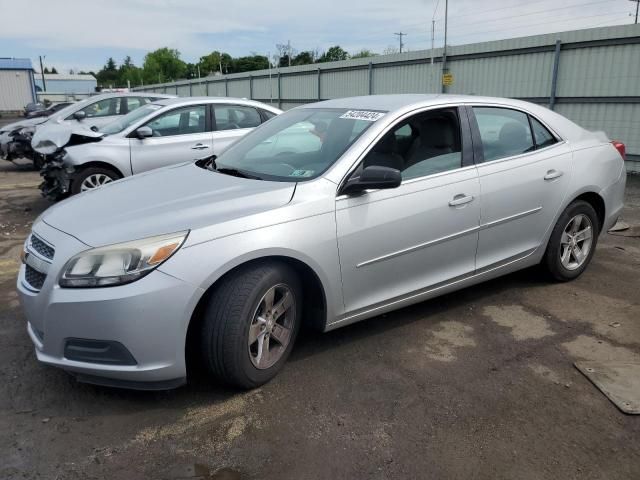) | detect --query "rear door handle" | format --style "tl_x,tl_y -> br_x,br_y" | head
449,194 -> 474,207
191,143 -> 210,150
544,169 -> 563,180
